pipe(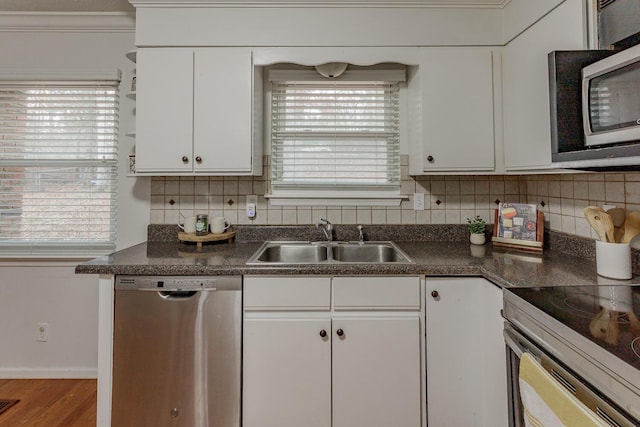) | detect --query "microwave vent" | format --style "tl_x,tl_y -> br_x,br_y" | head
598,0 -> 617,10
